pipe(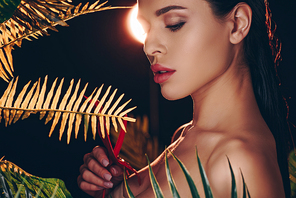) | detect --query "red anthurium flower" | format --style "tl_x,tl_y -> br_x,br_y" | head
84,96 -> 141,197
